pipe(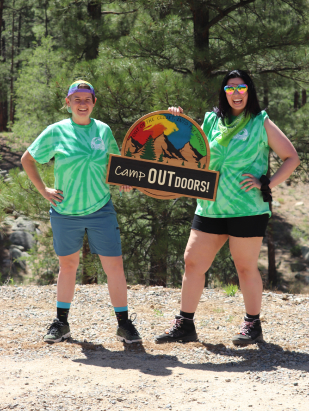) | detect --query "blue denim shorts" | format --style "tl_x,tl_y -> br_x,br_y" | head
49,199 -> 122,257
